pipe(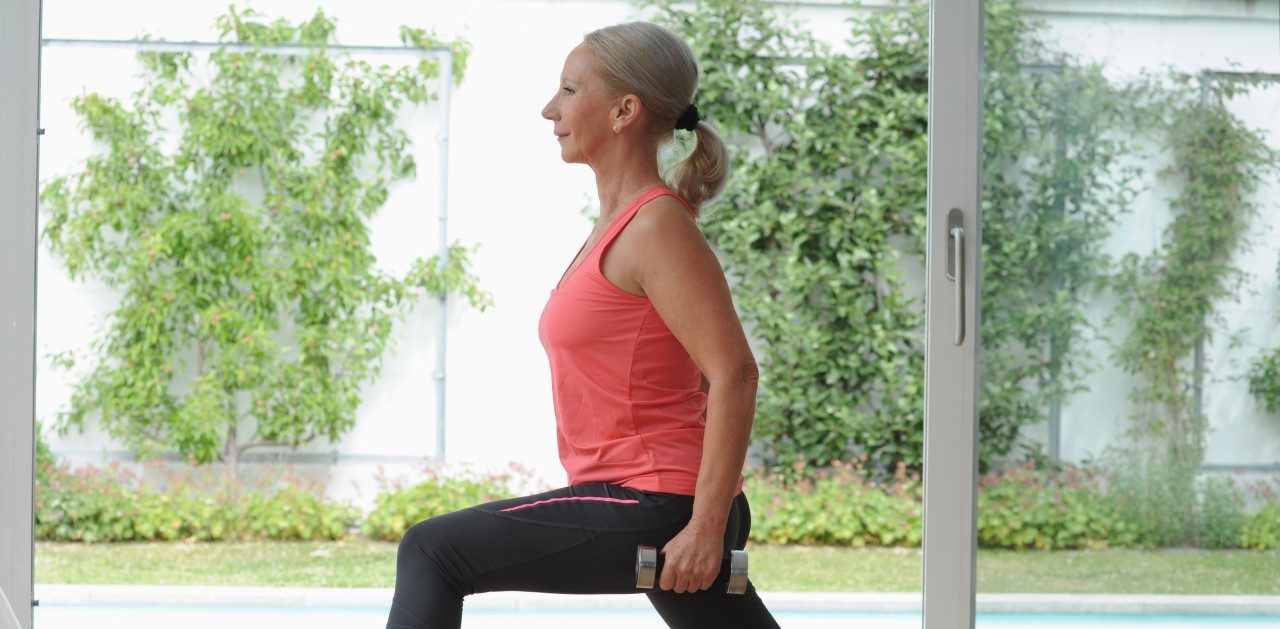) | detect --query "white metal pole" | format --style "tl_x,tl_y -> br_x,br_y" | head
435,50 -> 453,463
